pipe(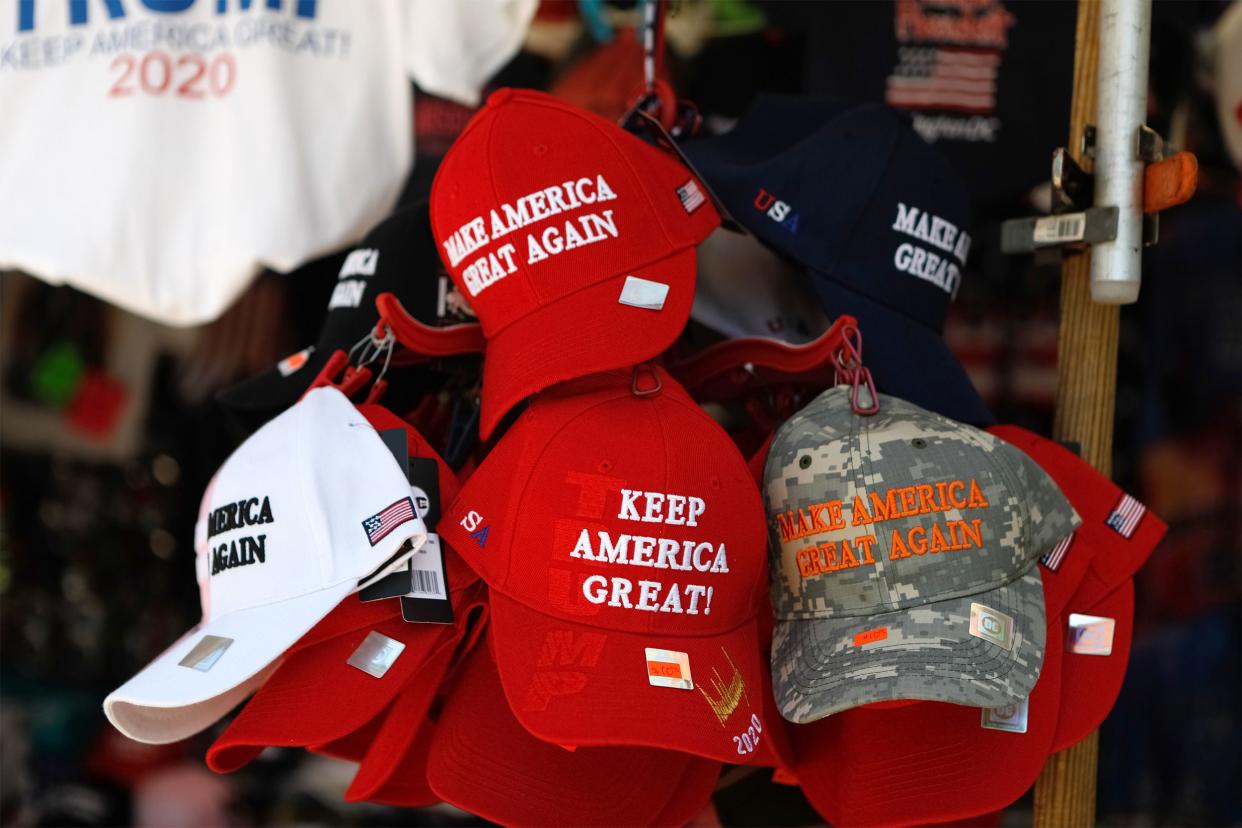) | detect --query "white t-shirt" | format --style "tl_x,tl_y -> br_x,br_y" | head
0,0 -> 535,326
